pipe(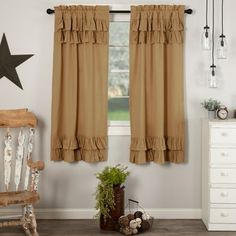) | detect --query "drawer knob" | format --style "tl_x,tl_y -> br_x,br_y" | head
221,212 -> 229,217
221,152 -> 229,157
220,172 -> 229,176
221,132 -> 228,136
220,192 -> 229,197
